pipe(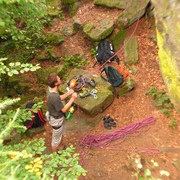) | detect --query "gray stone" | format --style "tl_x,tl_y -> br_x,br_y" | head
117,0 -> 150,28
83,19 -> 114,41
69,1 -> 82,17
59,69 -> 114,117
124,37 -> 138,65
44,33 -> 64,45
62,23 -> 78,36
94,0 -> 127,9
73,17 -> 83,30
117,78 -> 136,96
